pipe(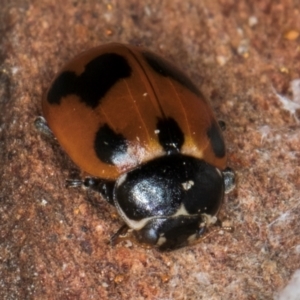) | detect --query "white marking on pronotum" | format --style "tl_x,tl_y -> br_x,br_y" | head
172,204 -> 190,217
116,173 -> 127,187
182,180 -> 194,190
117,213 -> 153,231
157,236 -> 167,246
